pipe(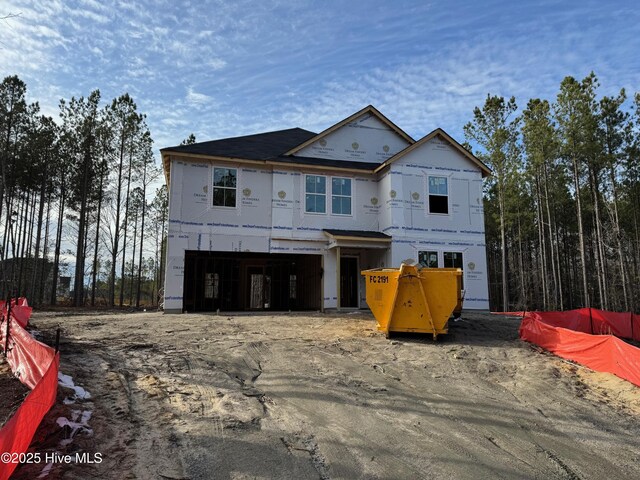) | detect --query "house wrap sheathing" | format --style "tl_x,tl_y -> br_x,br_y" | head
160,105 -> 490,313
